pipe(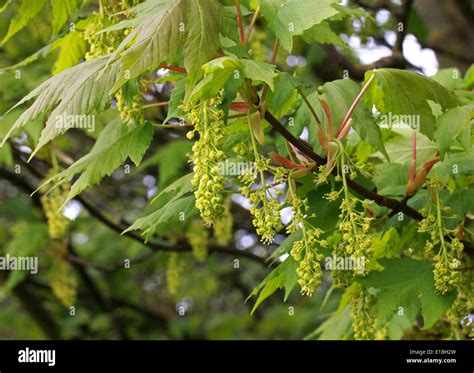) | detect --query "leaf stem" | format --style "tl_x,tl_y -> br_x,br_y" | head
297,87 -> 323,129
260,40 -> 279,103
244,6 -> 260,44
336,73 -> 375,139
158,64 -> 187,74
235,0 -> 245,45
